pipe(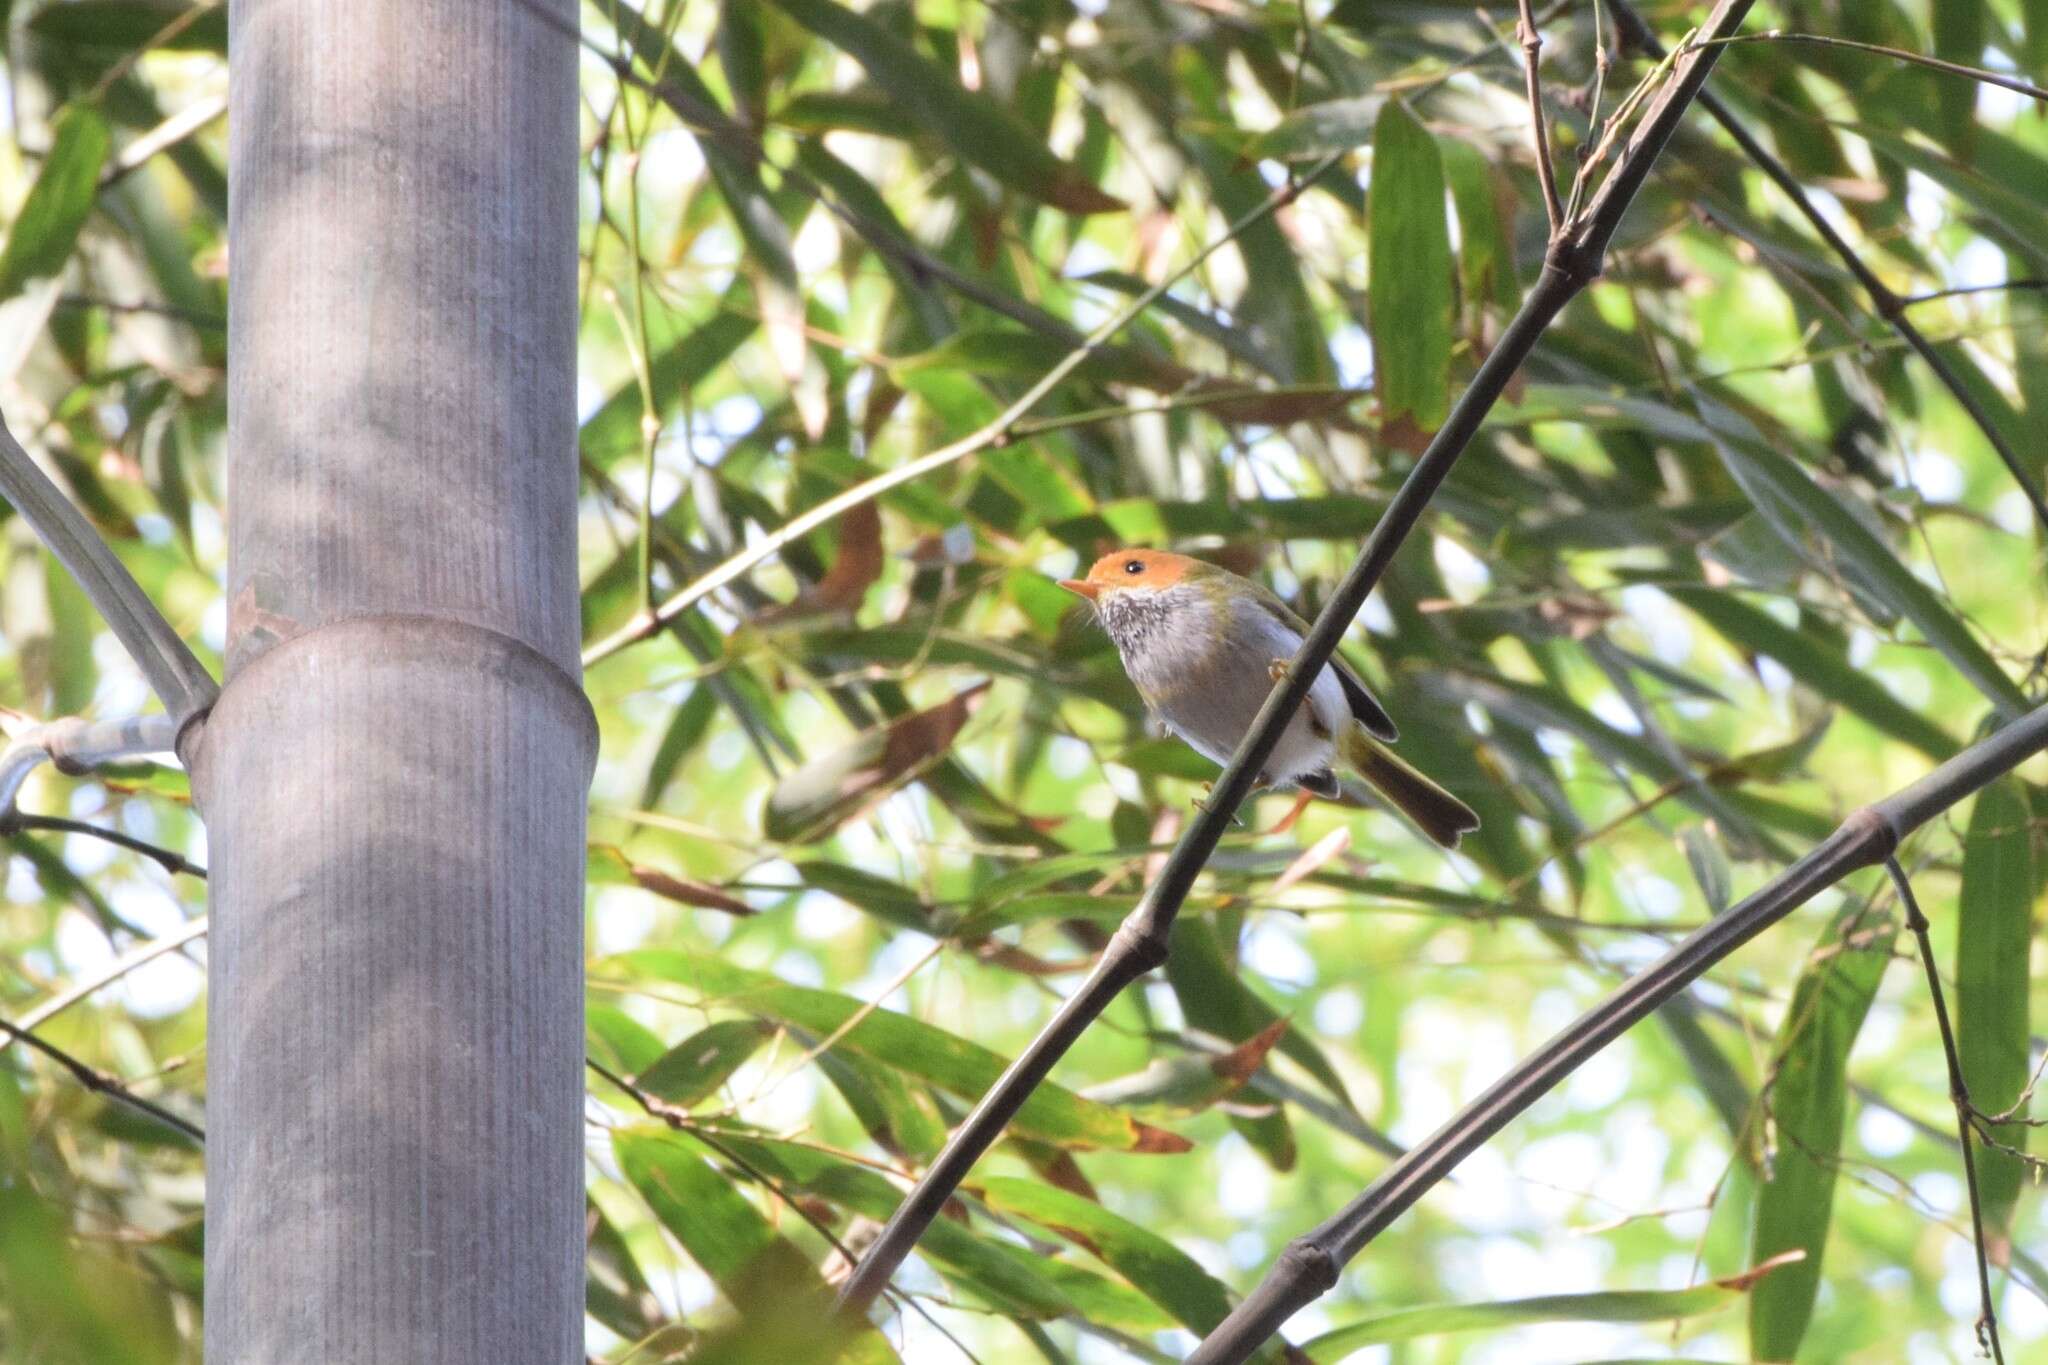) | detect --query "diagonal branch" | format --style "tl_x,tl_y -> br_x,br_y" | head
1605,0 -> 2048,533
1885,857 -> 2007,1365
0,1014 -> 203,1144
0,419 -> 219,738
1186,703 -> 2048,1364
830,0 -> 1766,1323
